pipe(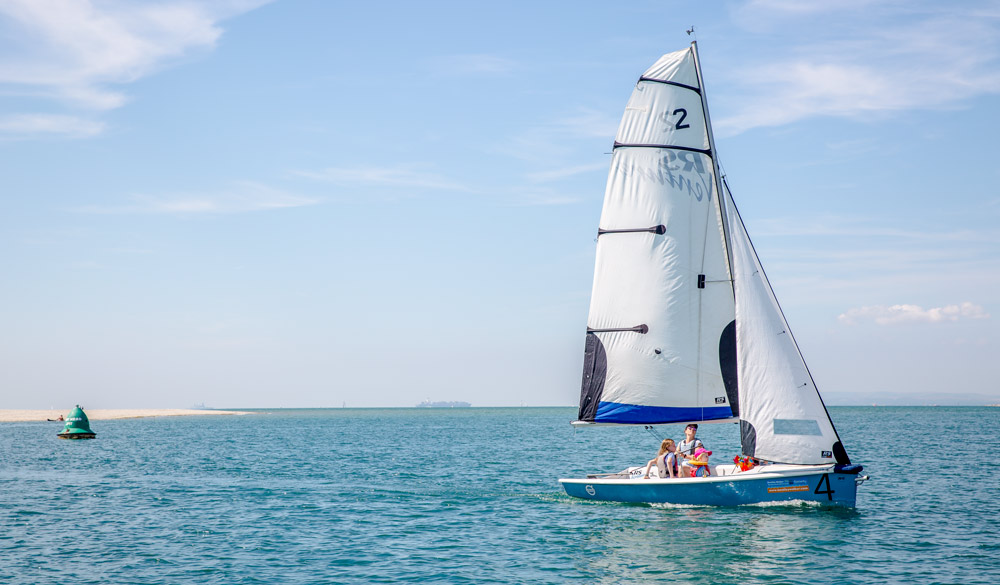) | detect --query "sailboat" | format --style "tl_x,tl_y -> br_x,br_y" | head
559,42 -> 868,506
